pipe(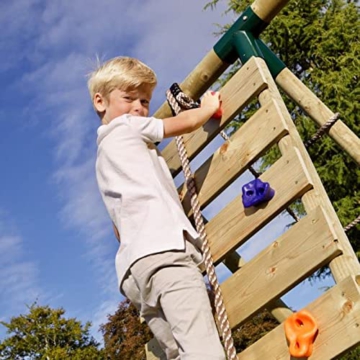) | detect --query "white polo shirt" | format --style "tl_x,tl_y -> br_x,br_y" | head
96,114 -> 201,290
